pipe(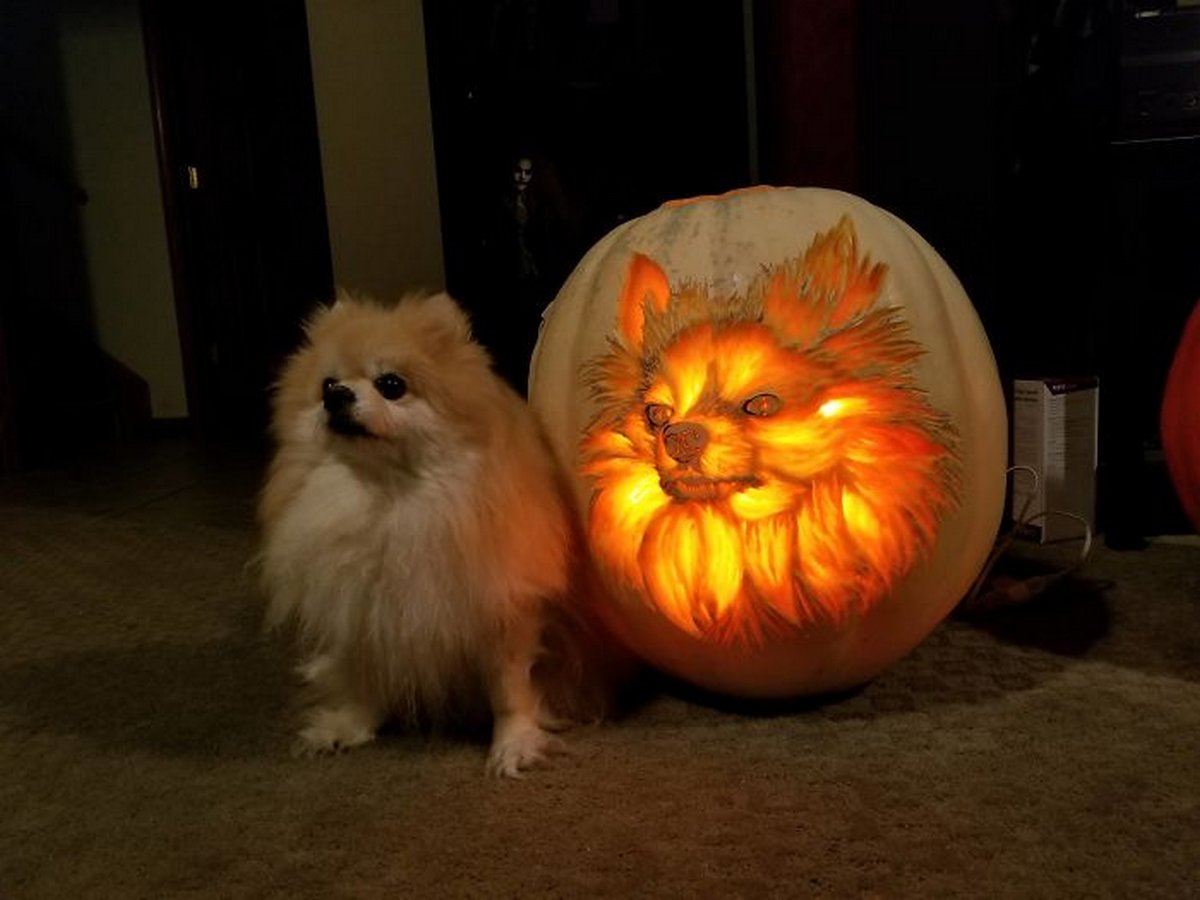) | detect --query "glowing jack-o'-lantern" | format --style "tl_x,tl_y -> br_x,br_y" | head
530,187 -> 1007,698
